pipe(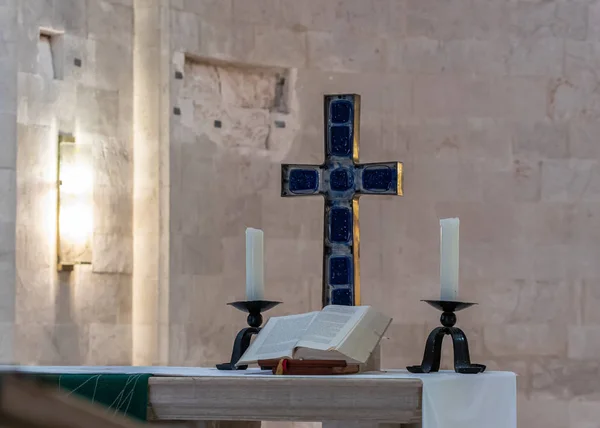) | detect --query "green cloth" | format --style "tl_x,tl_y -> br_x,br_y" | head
32,373 -> 152,422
